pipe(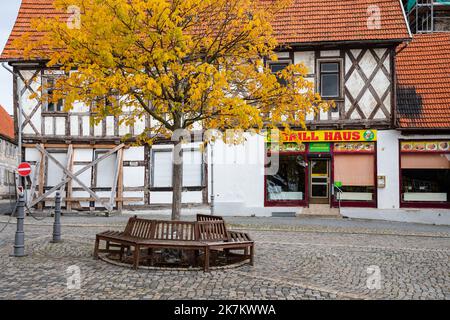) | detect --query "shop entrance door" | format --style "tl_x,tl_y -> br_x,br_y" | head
309,159 -> 330,204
